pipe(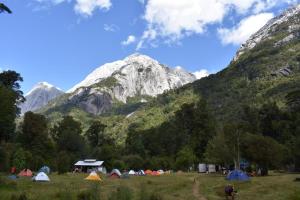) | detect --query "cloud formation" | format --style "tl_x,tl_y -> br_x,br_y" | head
122,35 -> 137,46
34,0 -> 112,16
218,13 -> 274,45
137,0 -> 295,49
74,0 -> 112,16
193,69 -> 210,79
